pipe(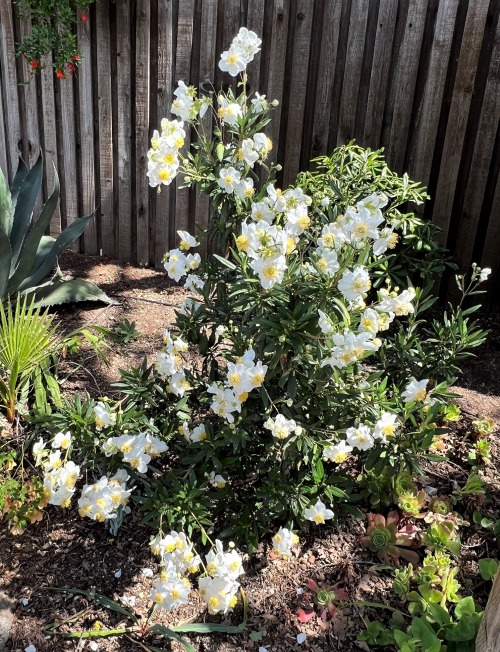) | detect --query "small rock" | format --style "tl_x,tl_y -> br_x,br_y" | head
0,591 -> 15,651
